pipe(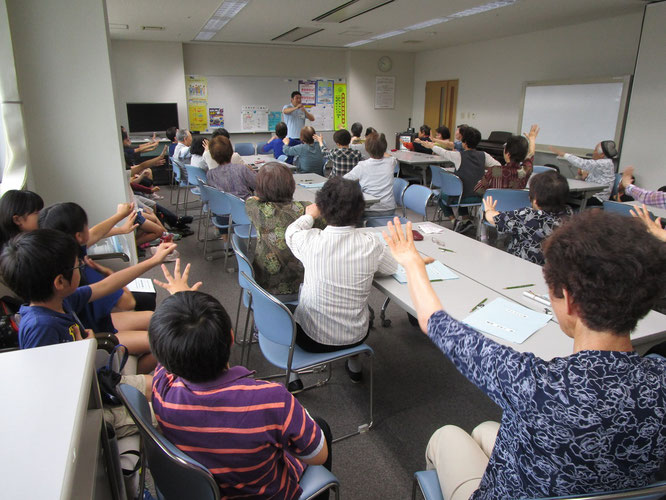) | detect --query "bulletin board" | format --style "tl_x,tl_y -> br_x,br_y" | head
189,75 -> 347,134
